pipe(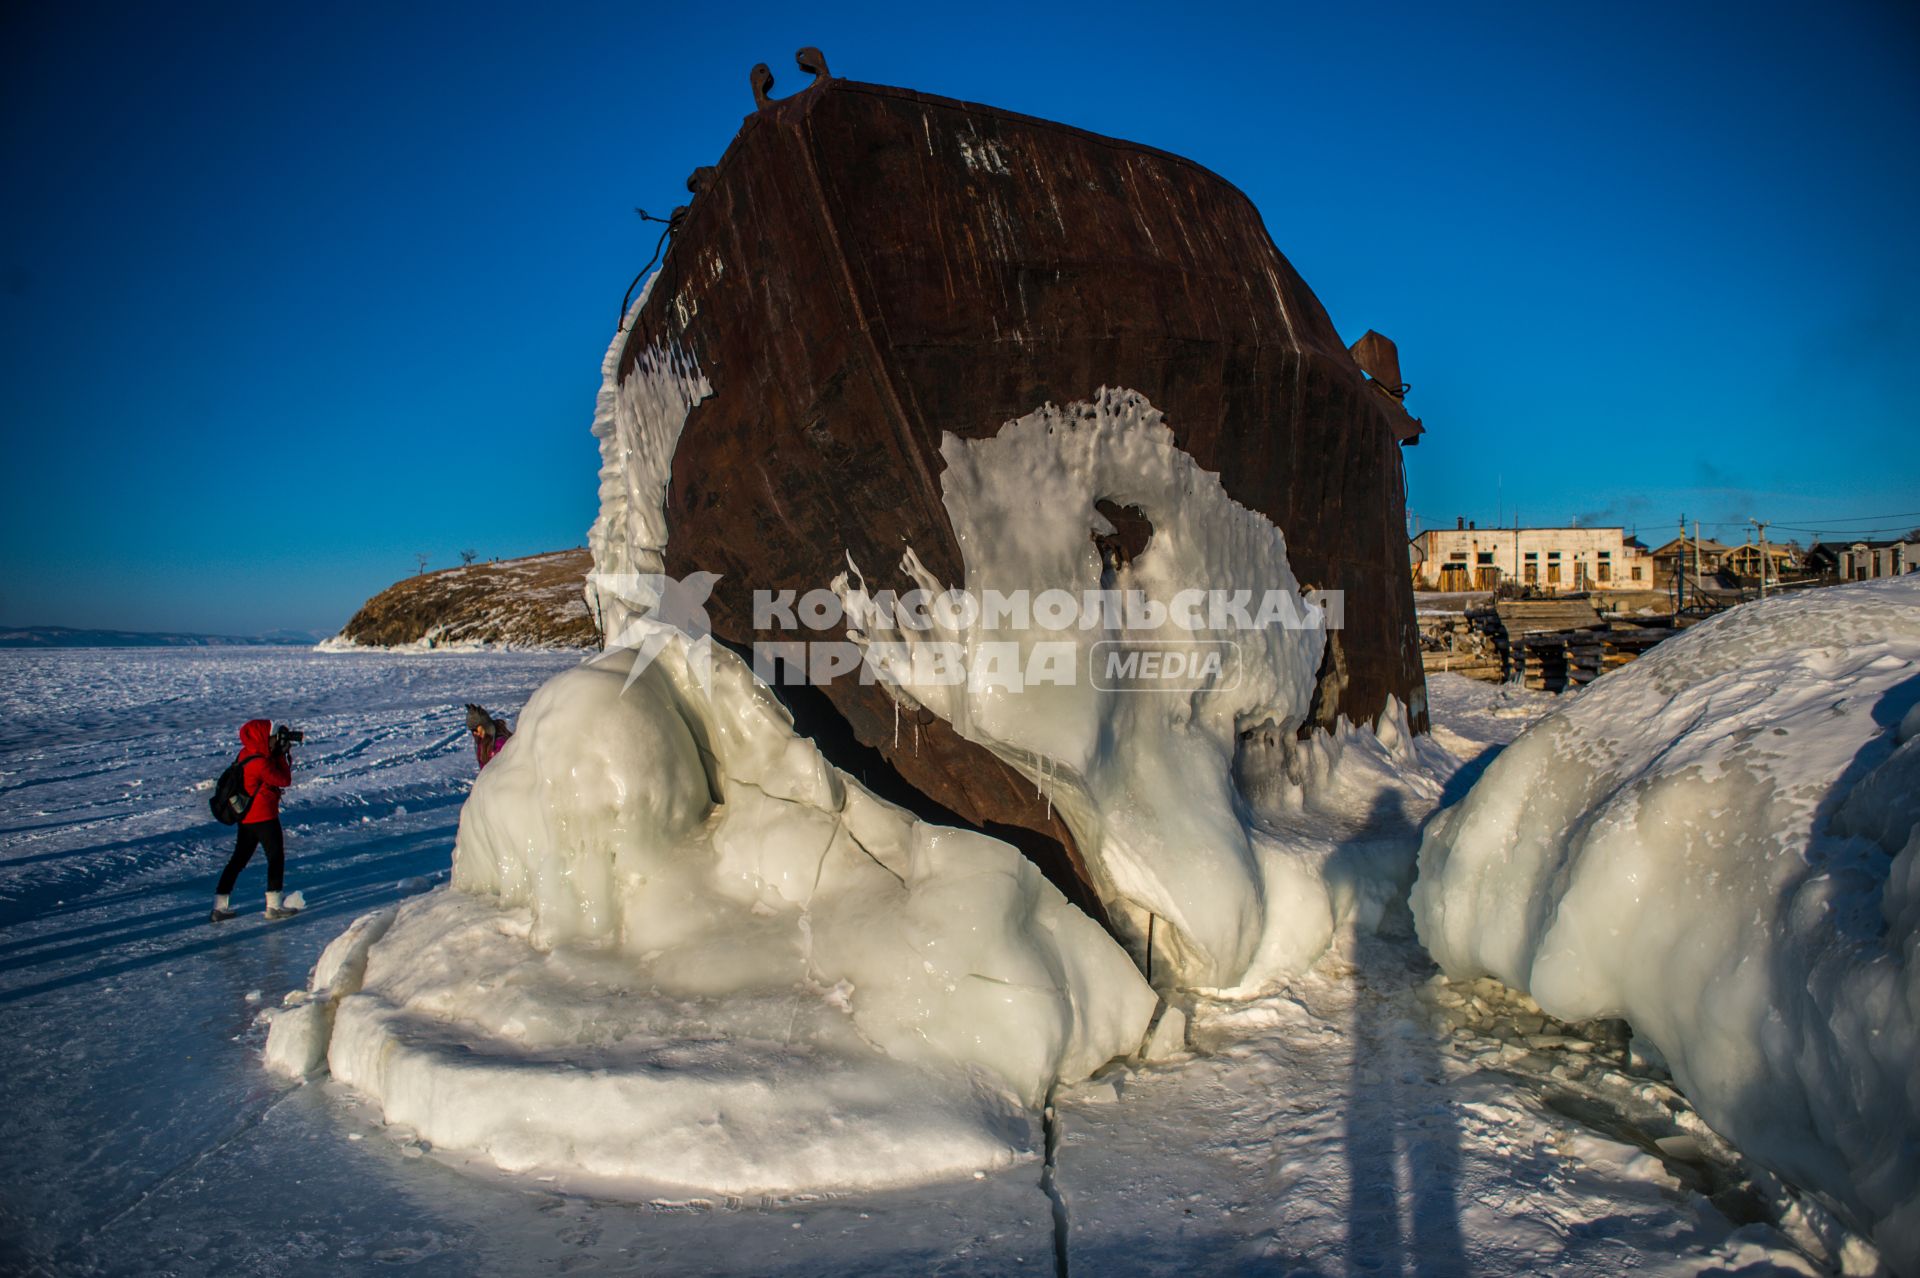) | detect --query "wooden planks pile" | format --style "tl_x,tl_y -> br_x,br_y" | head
1597,627 -> 1671,673
1496,599 -> 1604,637
1444,599 -> 1680,692
1518,630 -> 1572,690
1514,622 -> 1676,692
1417,611 -> 1504,681
1475,601 -> 1596,688
1418,599 -> 1675,691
